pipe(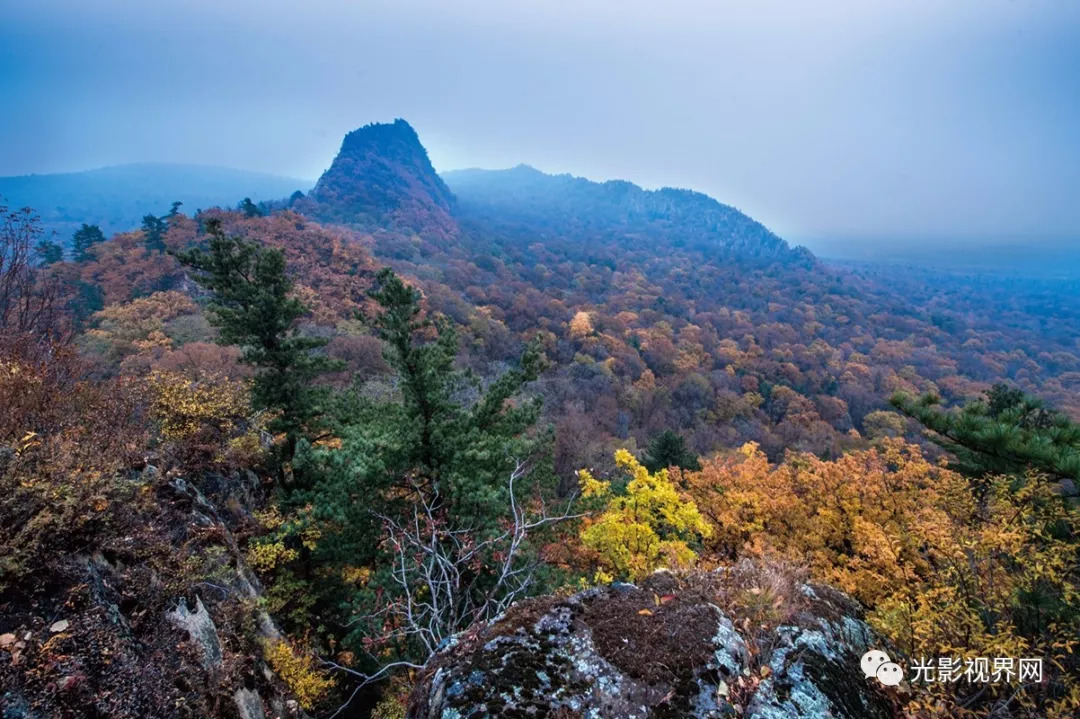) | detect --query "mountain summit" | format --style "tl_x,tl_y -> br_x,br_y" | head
307,119 -> 456,234
305,120 -> 808,266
